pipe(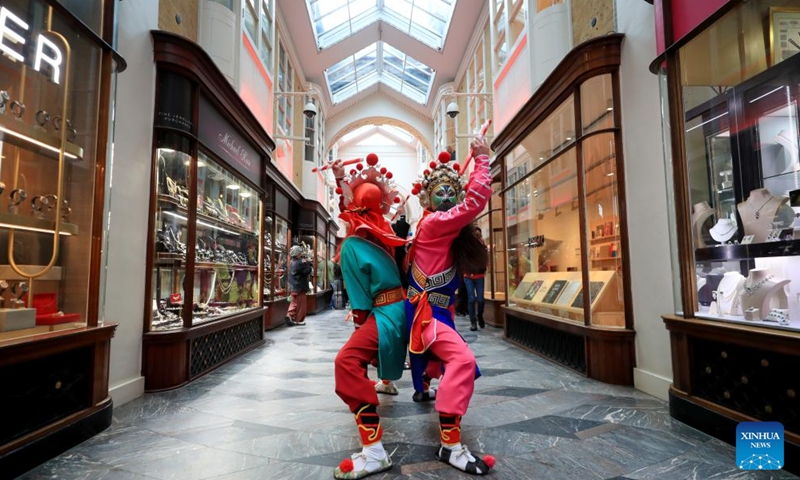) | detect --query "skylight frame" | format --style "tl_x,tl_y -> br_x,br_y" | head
324,41 -> 436,105
306,0 -> 457,51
